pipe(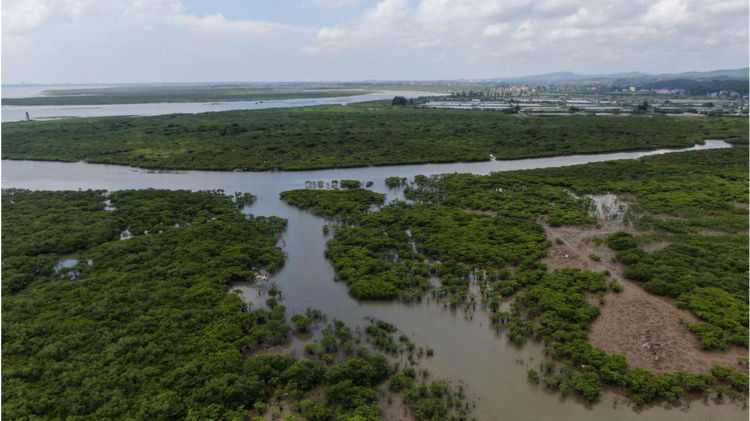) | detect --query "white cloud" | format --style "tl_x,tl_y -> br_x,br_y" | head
300,0 -> 747,76
642,0 -> 691,28
302,0 -> 412,53
170,13 -> 295,35
314,0 -> 363,7
482,23 -> 509,37
512,20 -> 537,39
2,0 -> 748,82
